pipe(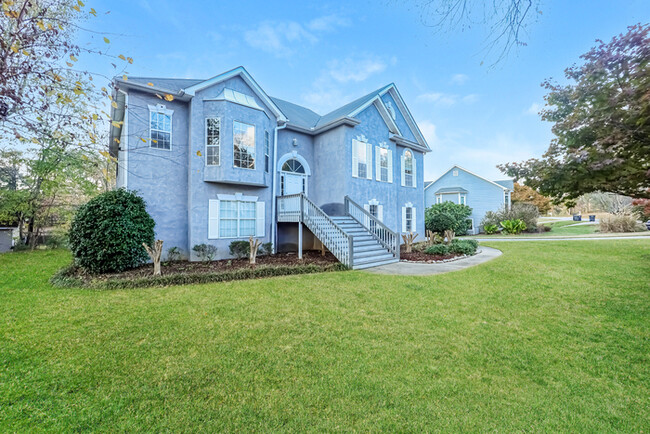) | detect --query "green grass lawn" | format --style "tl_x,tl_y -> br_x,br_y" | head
1,241 -> 649,431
